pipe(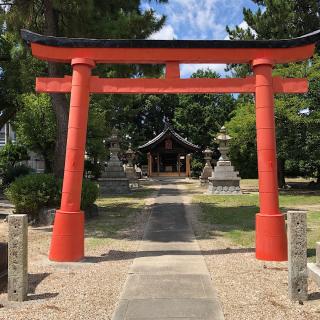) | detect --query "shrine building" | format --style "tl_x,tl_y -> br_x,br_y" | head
138,124 -> 200,177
